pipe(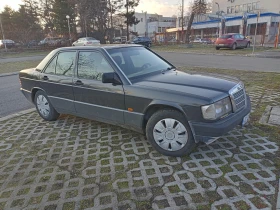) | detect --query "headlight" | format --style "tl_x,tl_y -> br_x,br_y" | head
201,97 -> 232,120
